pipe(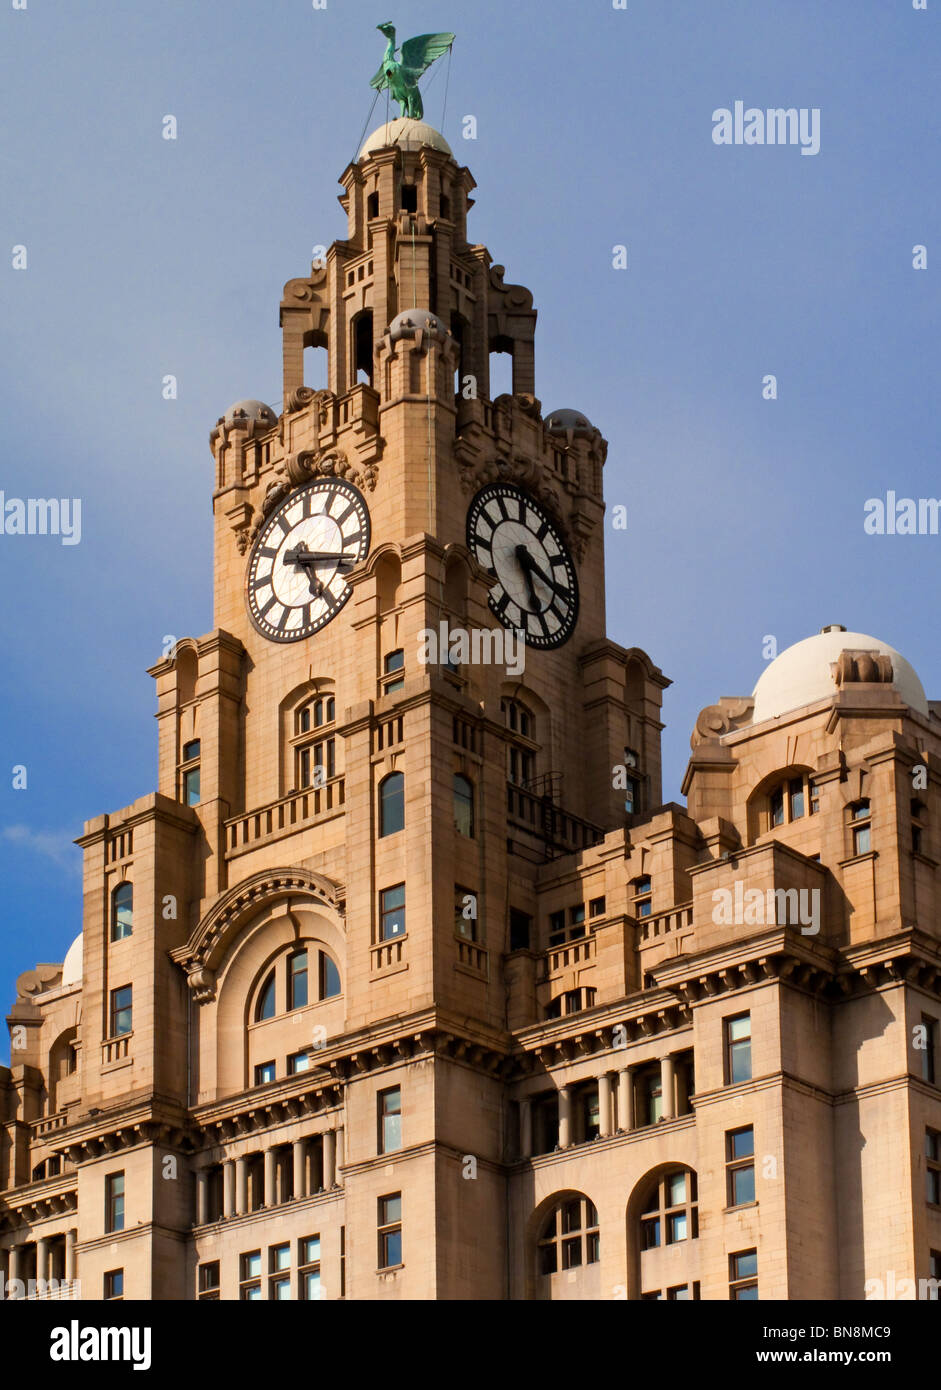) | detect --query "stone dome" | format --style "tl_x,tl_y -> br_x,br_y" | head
546,408 -> 594,436
61,932 -> 83,988
359,118 -> 452,160
223,399 -> 278,429
751,626 -> 928,724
